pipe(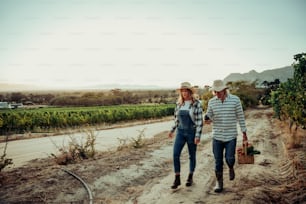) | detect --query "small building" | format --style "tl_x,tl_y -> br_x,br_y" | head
0,102 -> 11,109
11,103 -> 23,109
